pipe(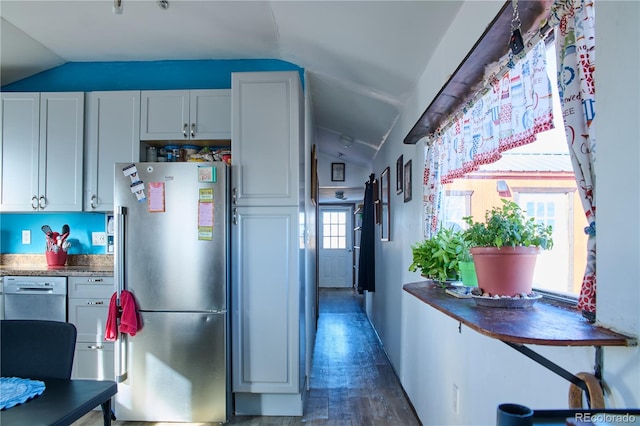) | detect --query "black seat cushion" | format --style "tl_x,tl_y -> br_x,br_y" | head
1,320 -> 77,380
